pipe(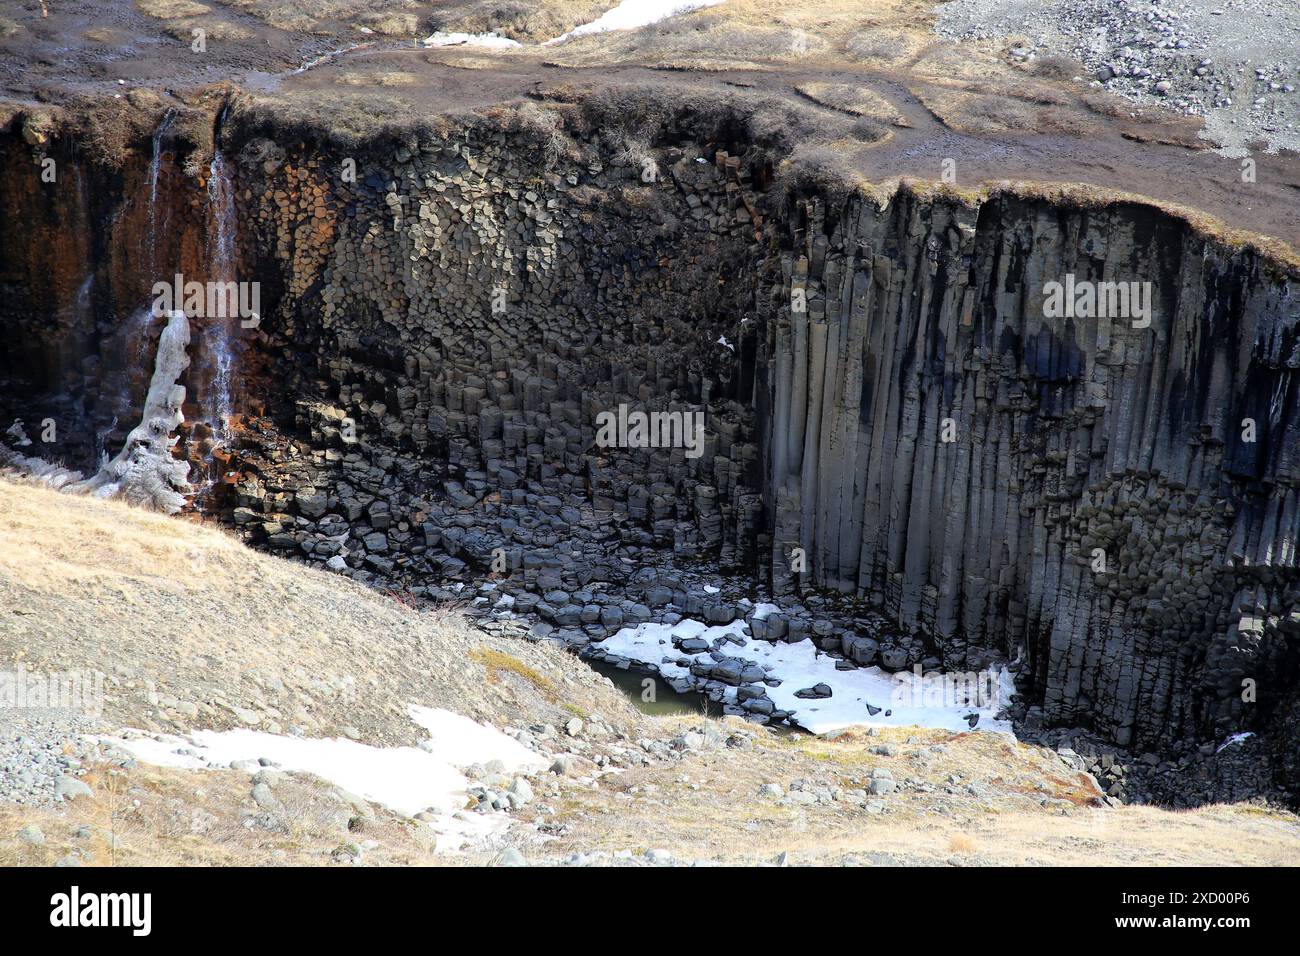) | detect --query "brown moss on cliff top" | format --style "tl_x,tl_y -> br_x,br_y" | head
924,179 -> 1300,274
